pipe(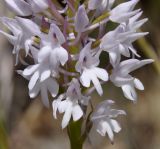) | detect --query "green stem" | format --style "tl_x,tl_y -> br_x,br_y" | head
67,119 -> 84,149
